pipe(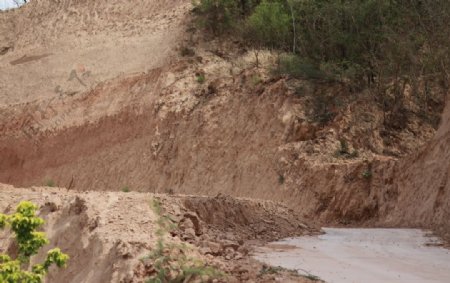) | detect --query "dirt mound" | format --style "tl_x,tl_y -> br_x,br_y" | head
183,194 -> 314,242
0,184 -> 315,282
0,184 -> 159,282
